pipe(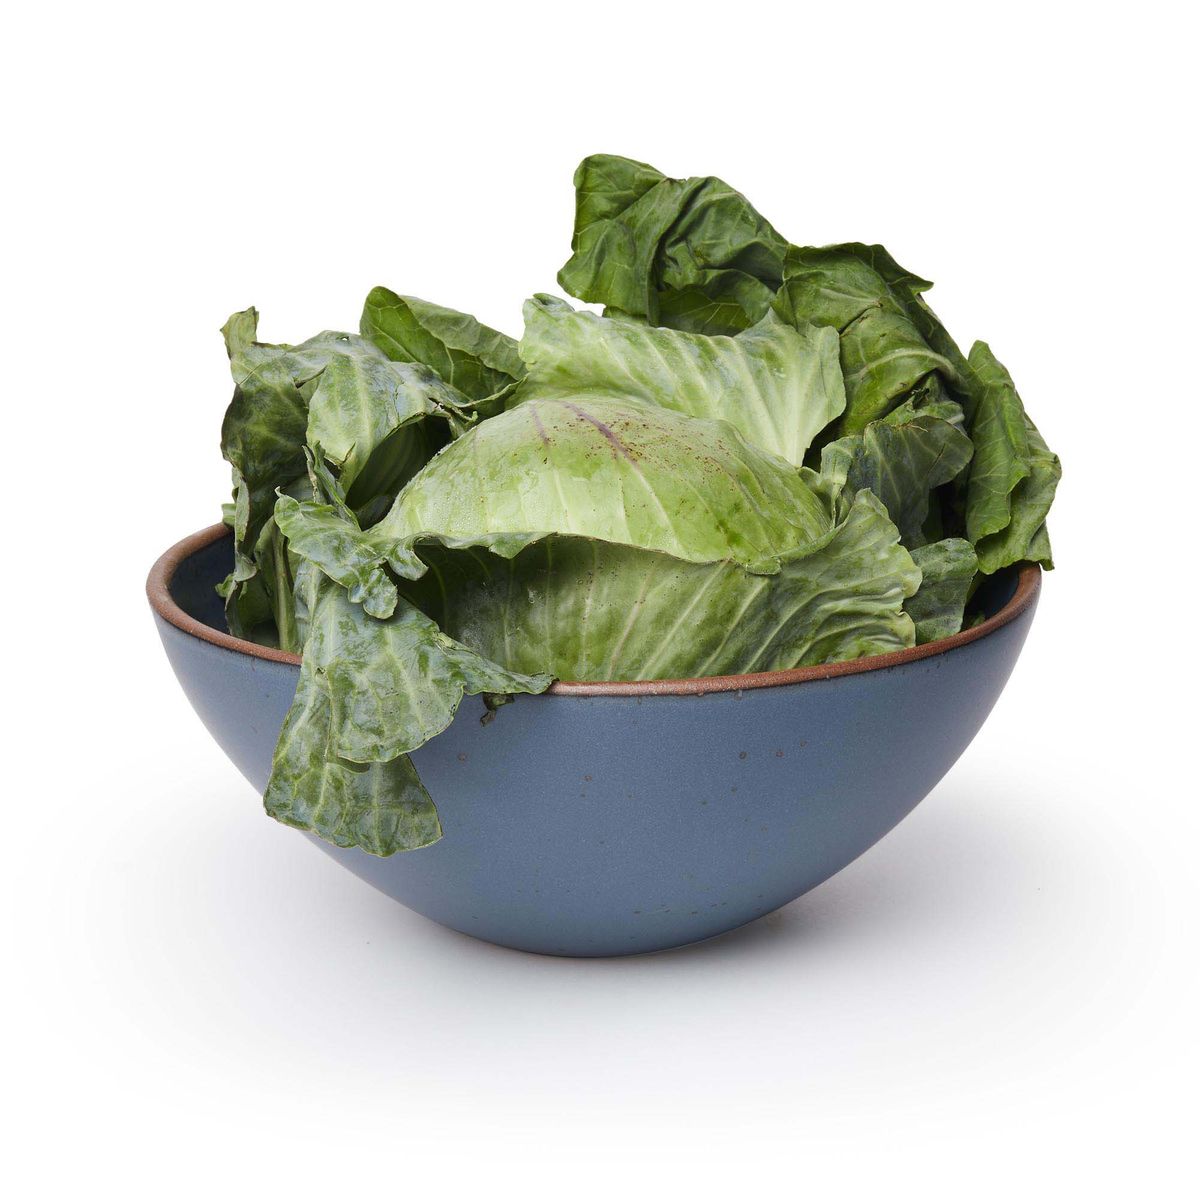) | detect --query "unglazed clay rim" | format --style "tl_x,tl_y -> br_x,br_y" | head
148,523 -> 1041,696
